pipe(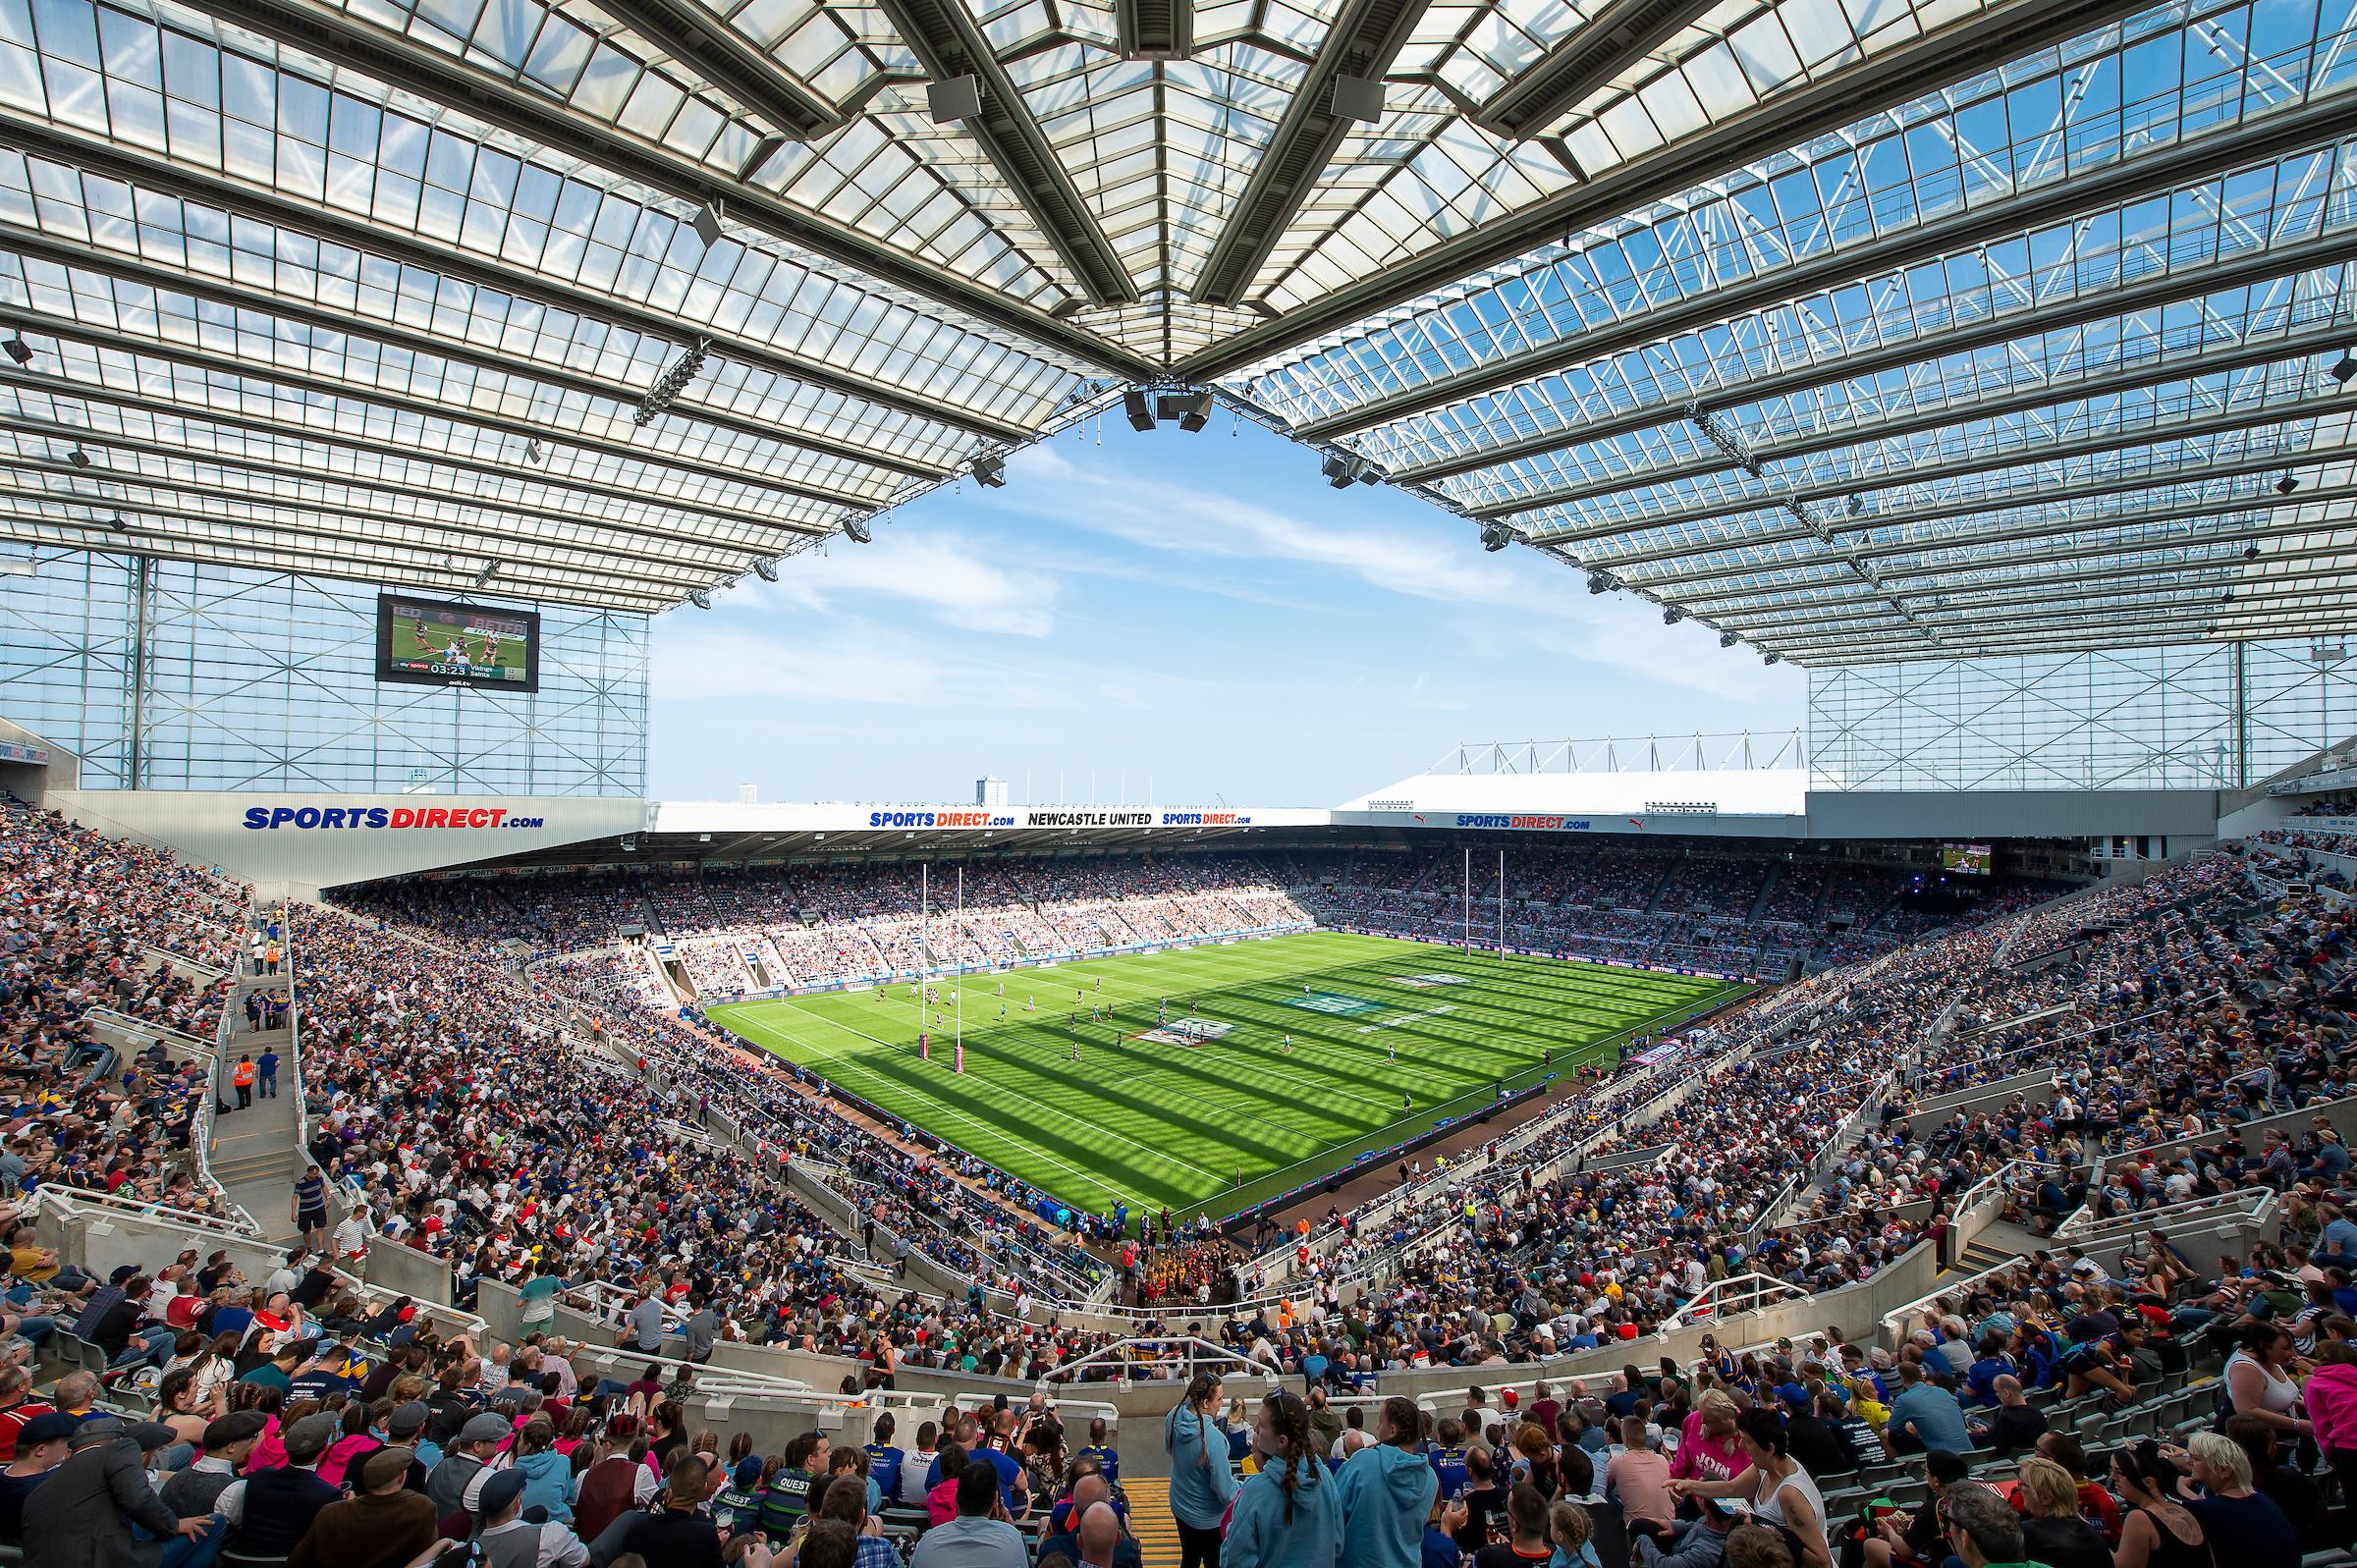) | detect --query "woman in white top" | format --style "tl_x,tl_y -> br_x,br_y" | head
2223,1321 -> 2312,1450
1669,1407 -> 1831,1568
